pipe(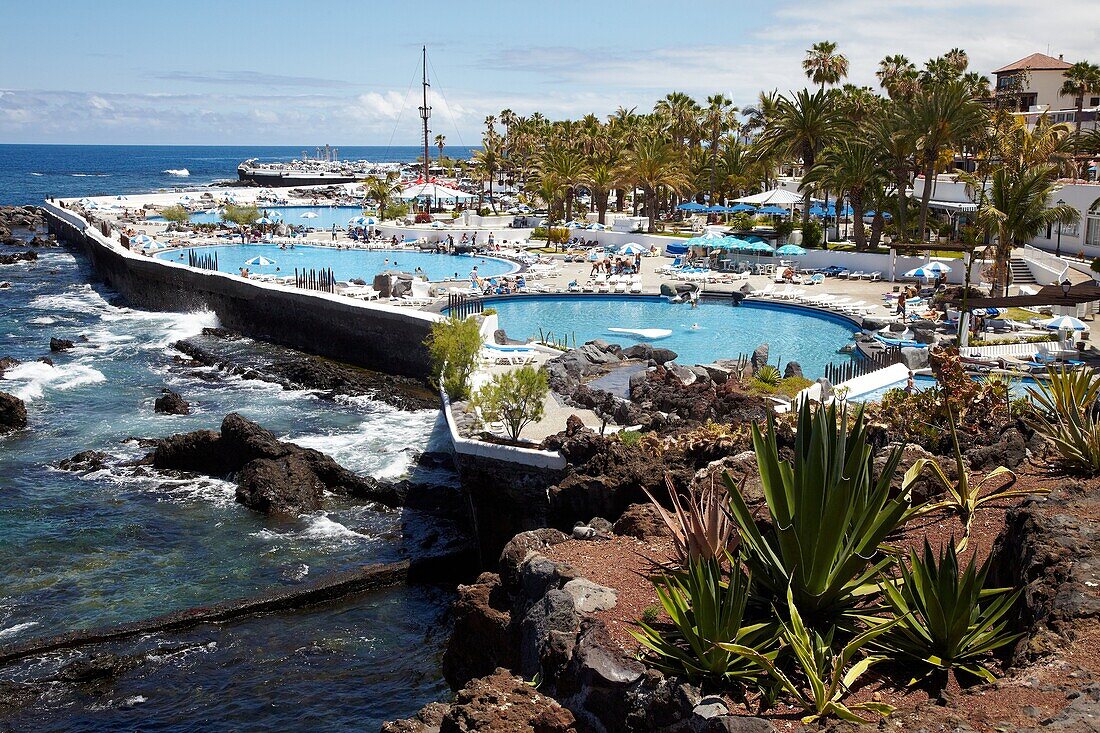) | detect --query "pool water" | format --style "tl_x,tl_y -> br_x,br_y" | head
156,243 -> 515,282
486,295 -> 858,377
849,374 -> 1039,402
185,206 -> 369,231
